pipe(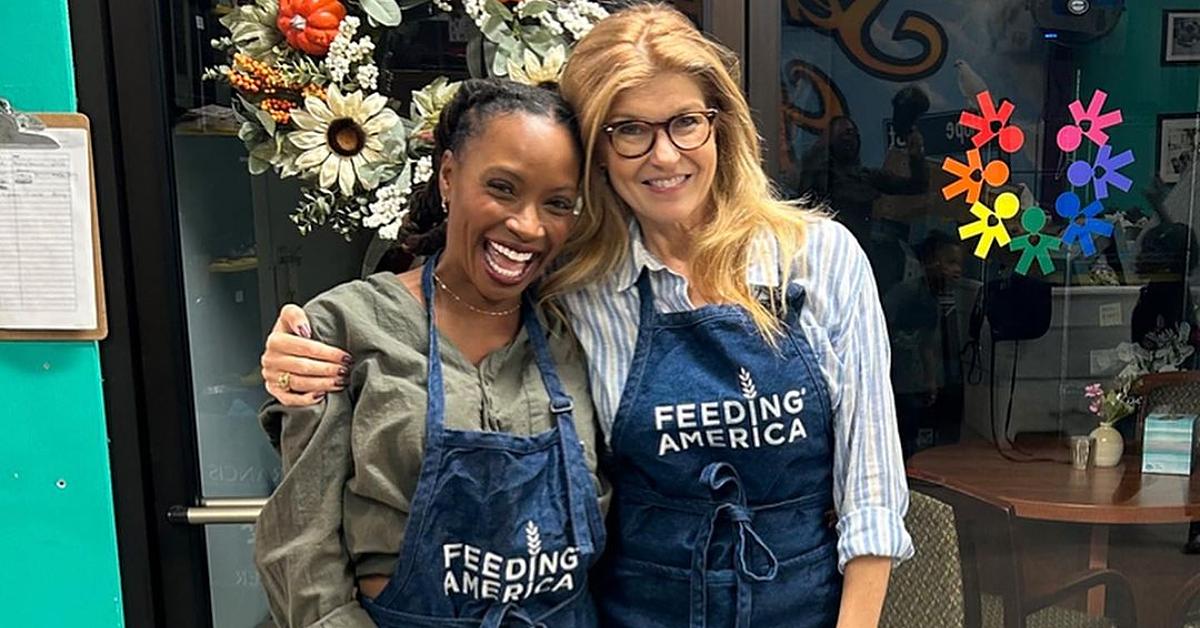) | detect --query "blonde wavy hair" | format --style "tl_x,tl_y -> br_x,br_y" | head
541,2 -> 821,340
